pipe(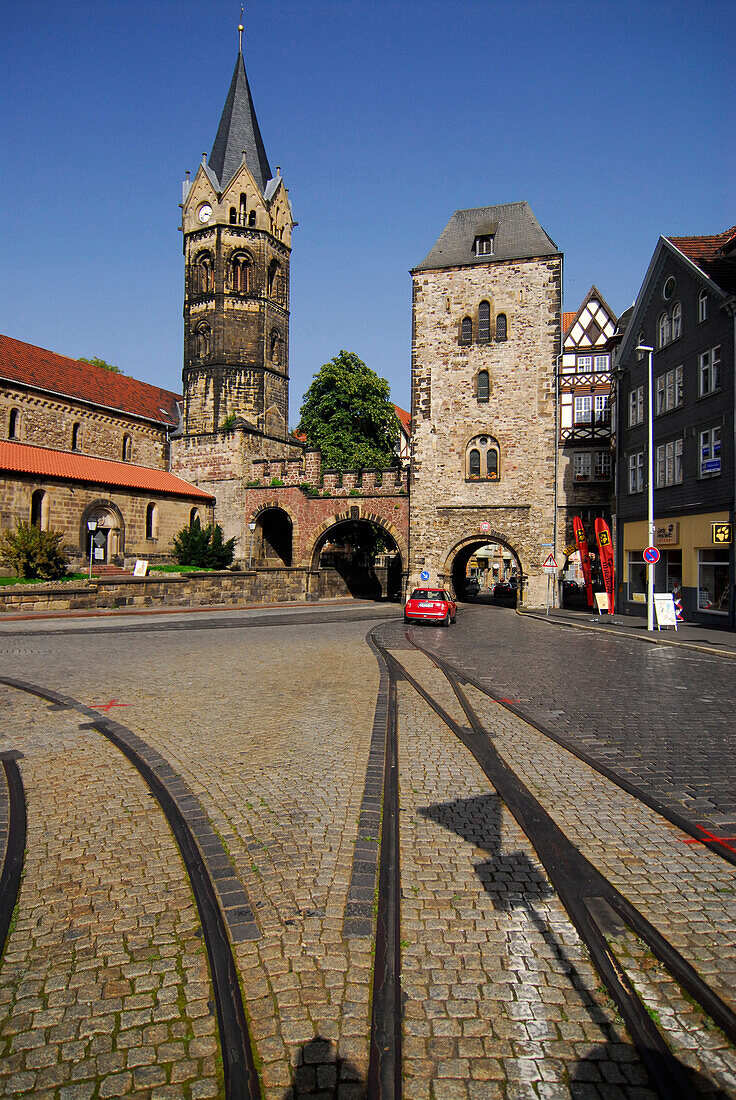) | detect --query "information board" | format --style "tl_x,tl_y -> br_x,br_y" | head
654,593 -> 678,630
